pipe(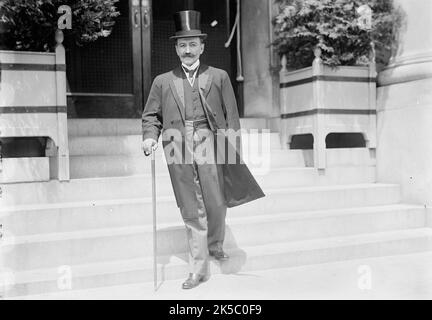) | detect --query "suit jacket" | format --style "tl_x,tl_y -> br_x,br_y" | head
142,64 -> 265,208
